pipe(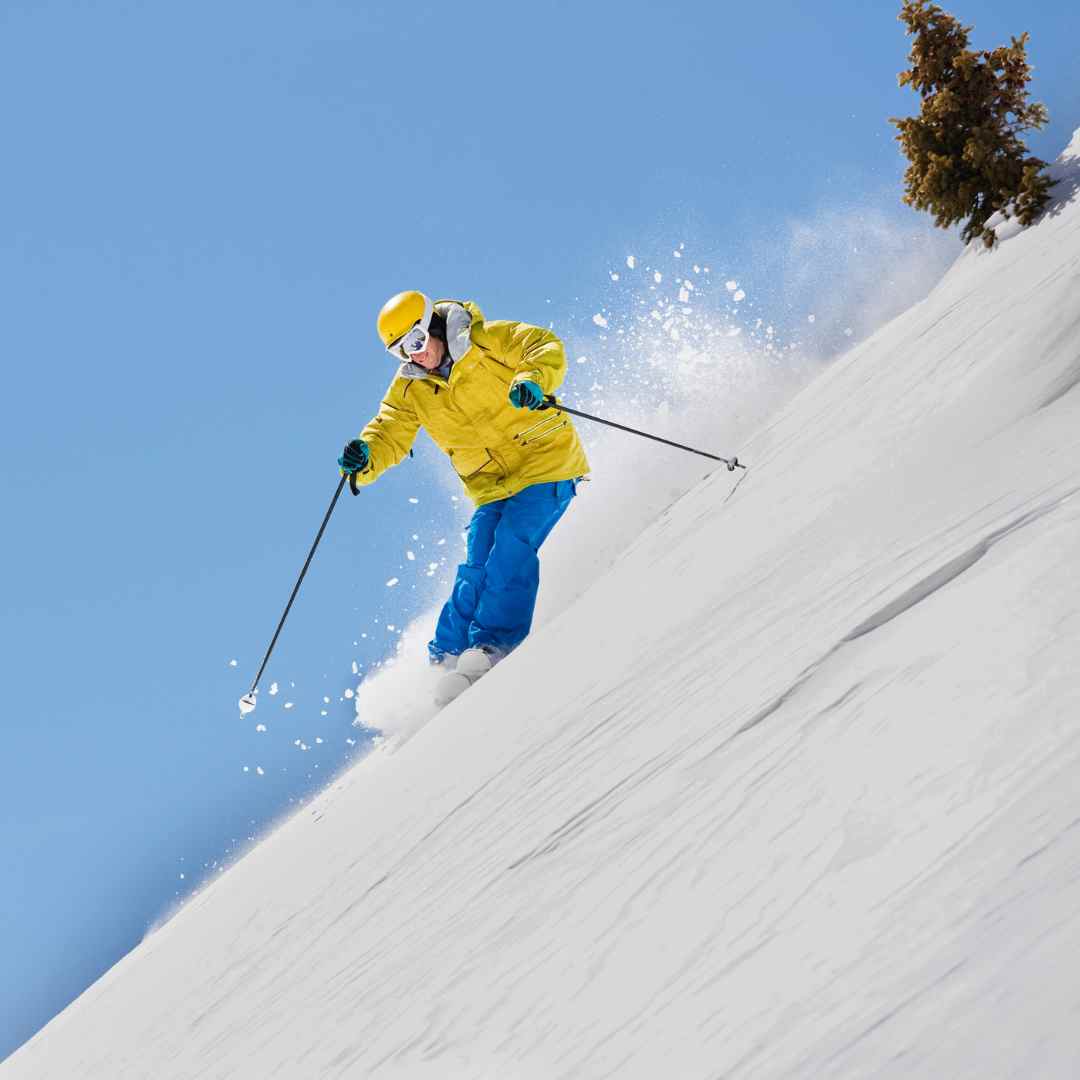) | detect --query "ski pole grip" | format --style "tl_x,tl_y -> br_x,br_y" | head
542,394 -> 558,411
